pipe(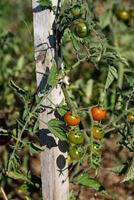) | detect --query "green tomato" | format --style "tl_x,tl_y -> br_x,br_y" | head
68,131 -> 84,145
74,21 -> 89,38
69,146 -> 82,160
71,5 -> 83,18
